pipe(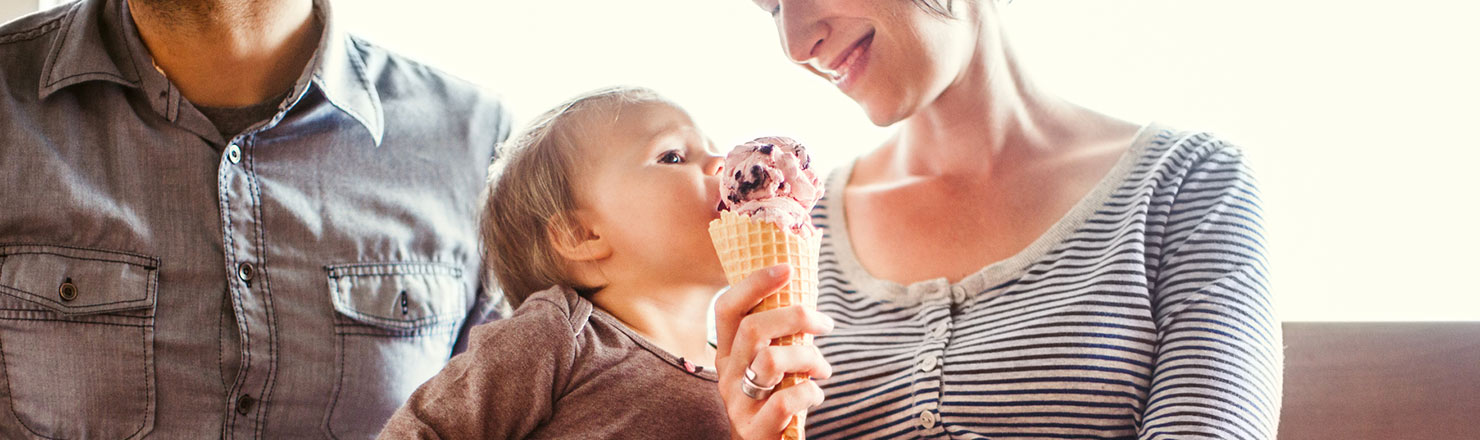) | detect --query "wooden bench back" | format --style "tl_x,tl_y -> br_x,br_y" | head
1279,322 -> 1480,439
